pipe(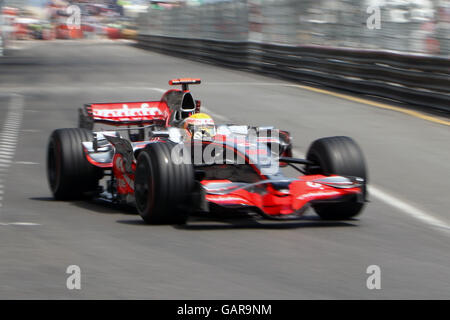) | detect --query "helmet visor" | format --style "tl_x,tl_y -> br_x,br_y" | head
188,124 -> 216,138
